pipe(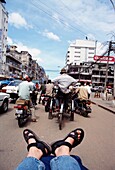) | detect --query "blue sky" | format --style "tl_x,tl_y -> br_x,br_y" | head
5,0 -> 115,79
